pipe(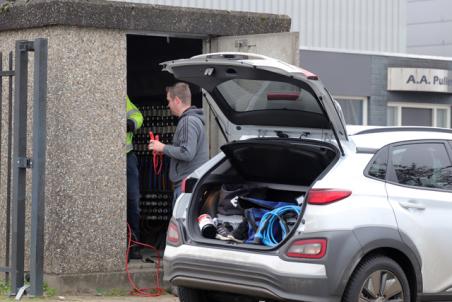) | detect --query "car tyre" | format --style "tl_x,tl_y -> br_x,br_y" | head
343,255 -> 410,302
